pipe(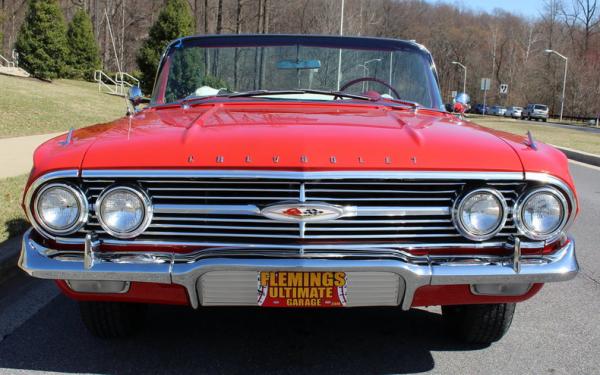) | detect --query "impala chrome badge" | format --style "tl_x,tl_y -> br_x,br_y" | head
261,202 -> 346,223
